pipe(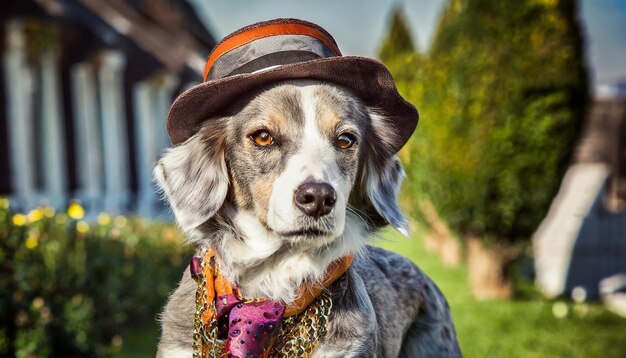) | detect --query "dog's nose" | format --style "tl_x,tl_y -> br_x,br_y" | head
294,182 -> 337,218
